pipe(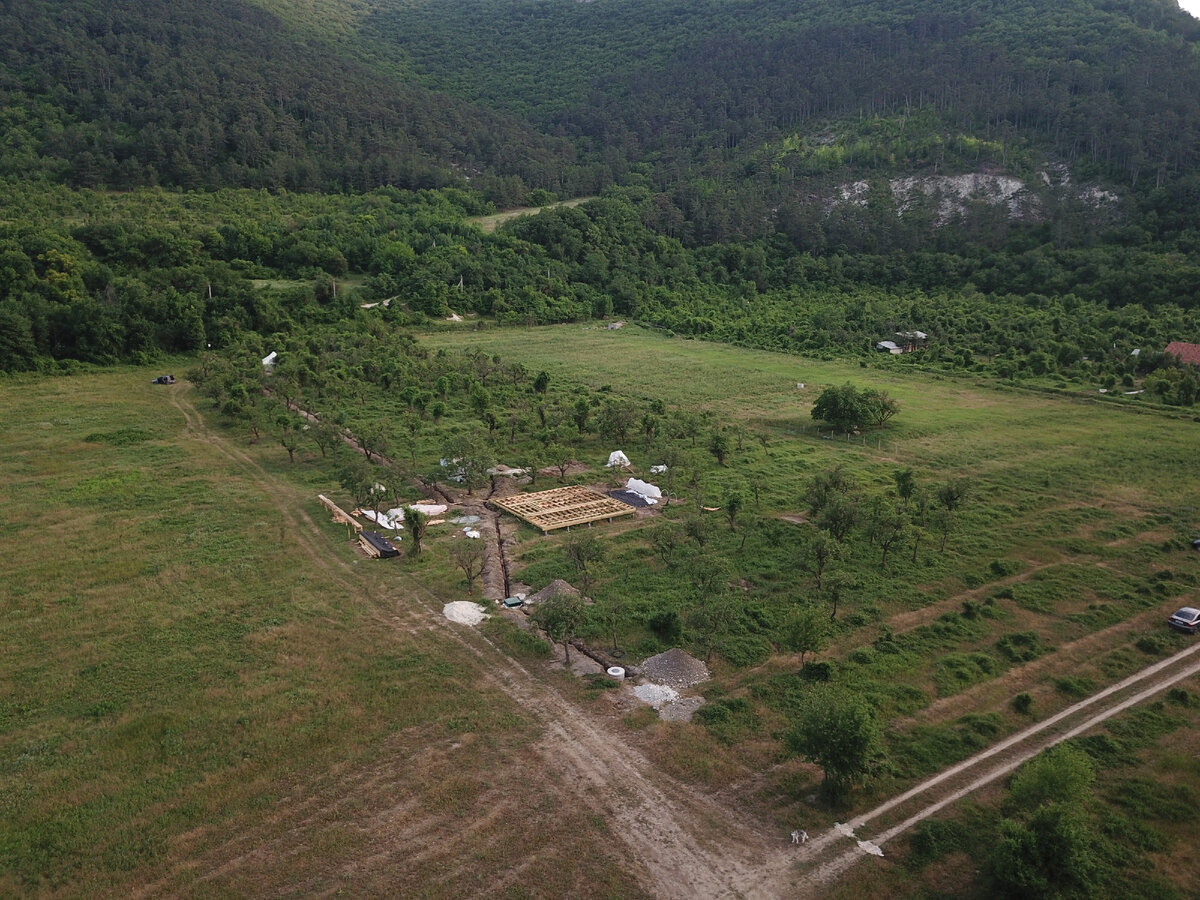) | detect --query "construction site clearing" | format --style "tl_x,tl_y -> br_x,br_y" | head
491,485 -> 637,532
